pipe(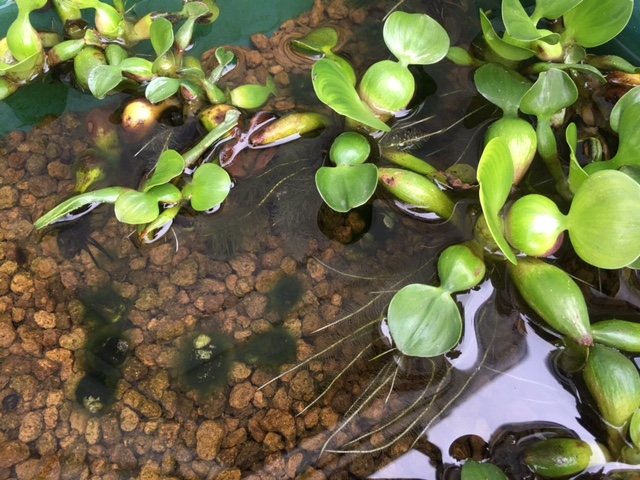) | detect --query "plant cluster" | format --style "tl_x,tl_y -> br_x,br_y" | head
302,0 -> 640,474
18,0 -> 640,472
26,0 -> 329,243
